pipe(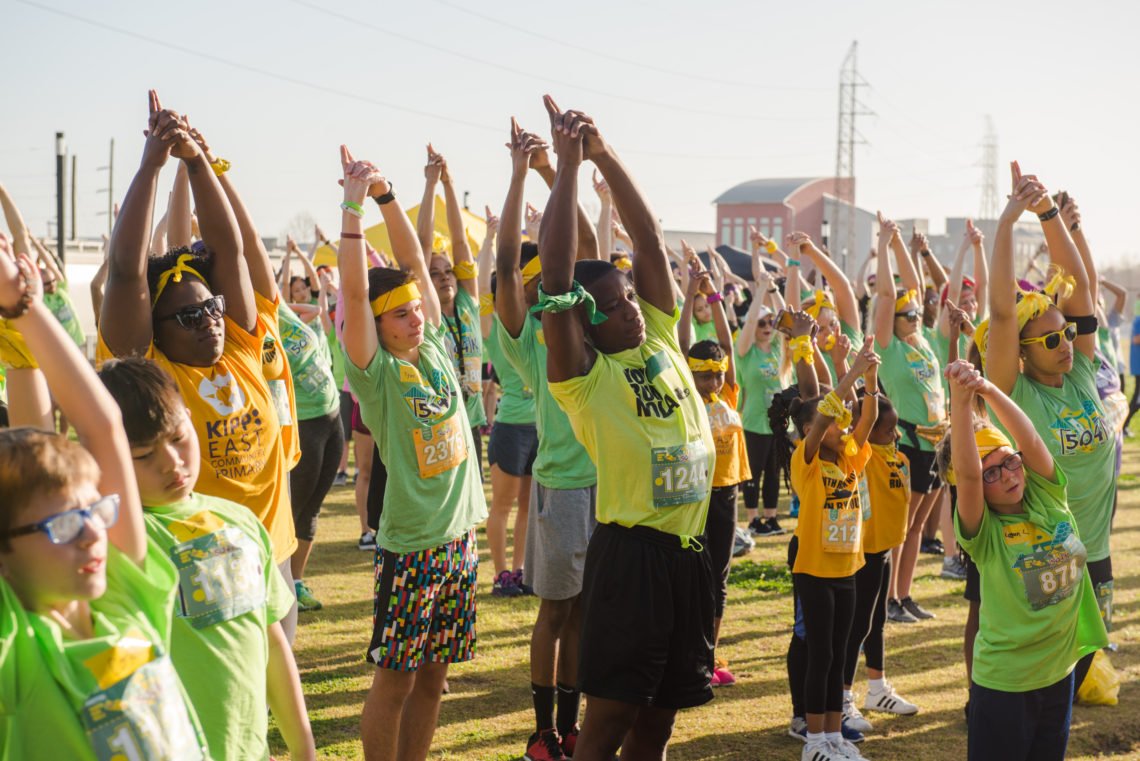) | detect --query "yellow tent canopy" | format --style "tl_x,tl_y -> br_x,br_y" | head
313,195 -> 487,269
